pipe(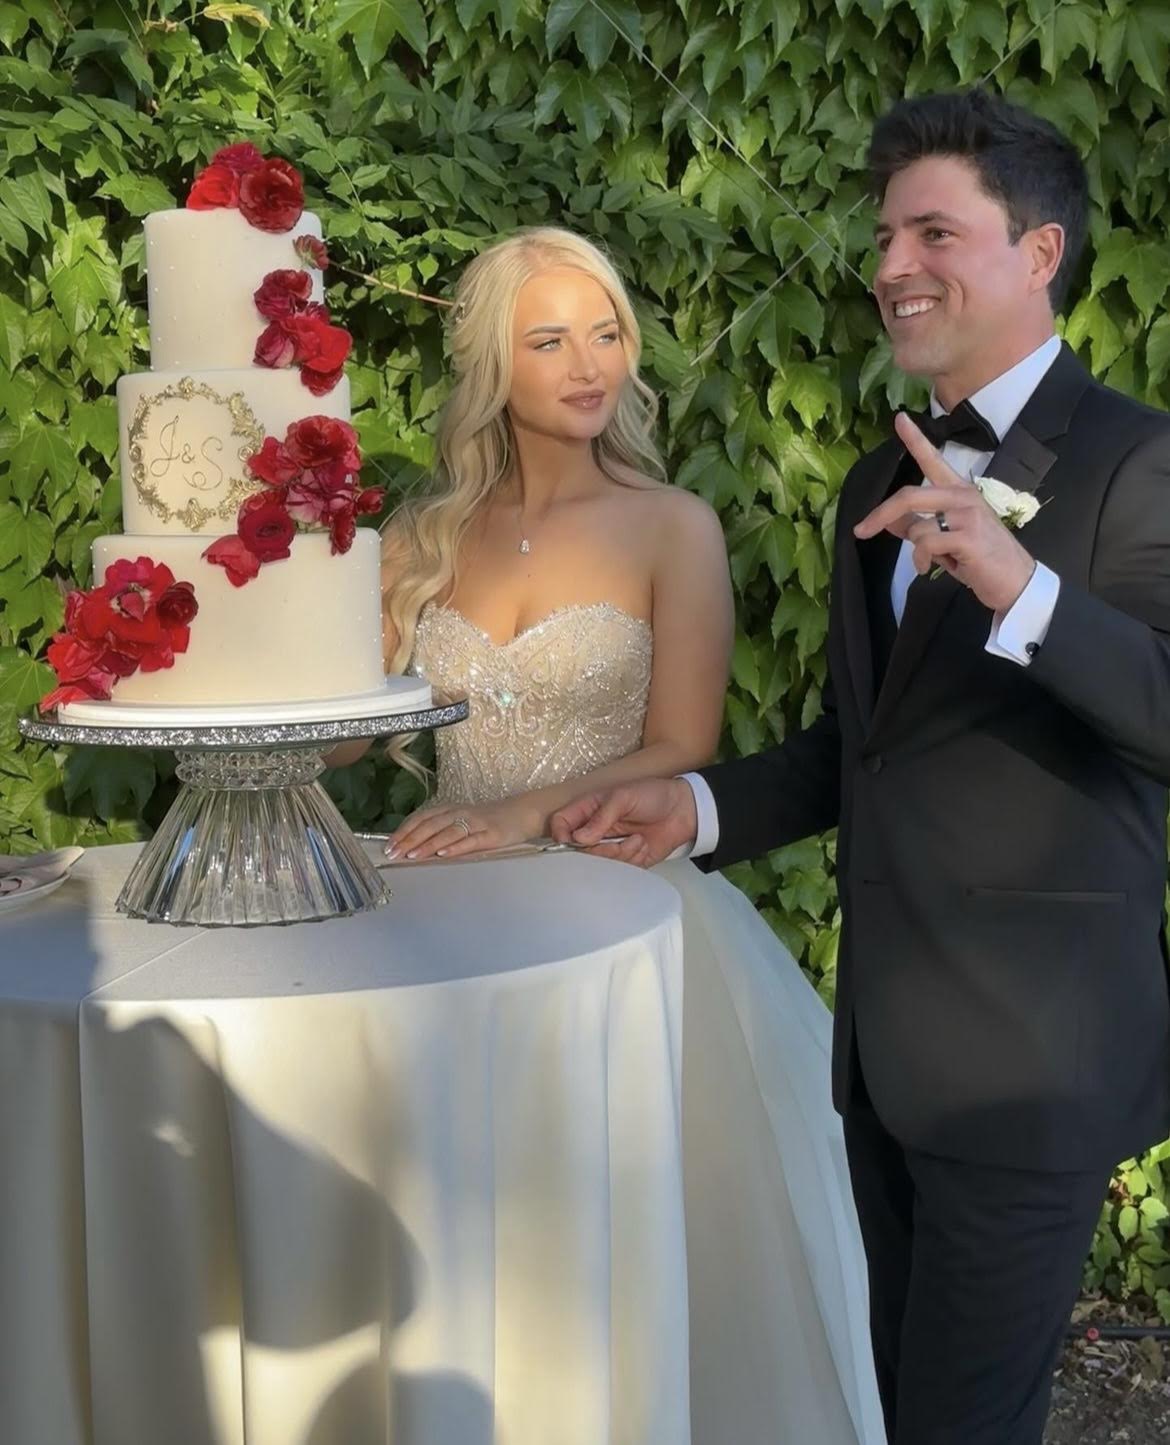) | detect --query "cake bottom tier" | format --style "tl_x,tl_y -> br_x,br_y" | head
68,529 -> 407,711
